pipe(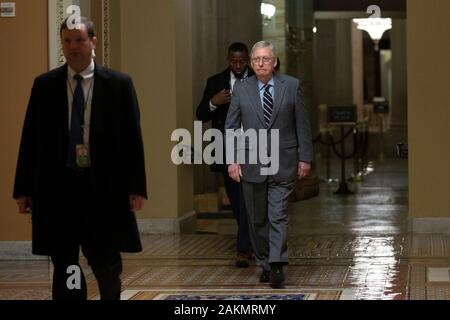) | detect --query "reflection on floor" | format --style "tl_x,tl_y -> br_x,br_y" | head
2,159 -> 450,300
